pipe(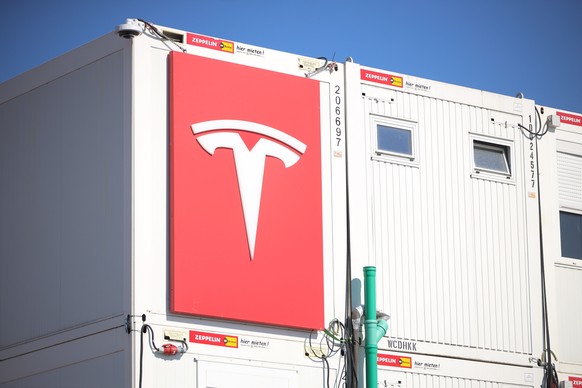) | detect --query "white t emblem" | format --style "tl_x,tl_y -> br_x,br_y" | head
191,120 -> 307,260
